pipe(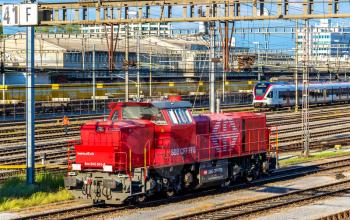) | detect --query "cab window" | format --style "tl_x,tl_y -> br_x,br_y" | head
122,106 -> 166,124
122,106 -> 158,120
153,111 -> 167,125
267,91 -> 273,98
168,109 -> 178,124
255,83 -> 268,96
111,110 -> 119,120
167,108 -> 192,124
